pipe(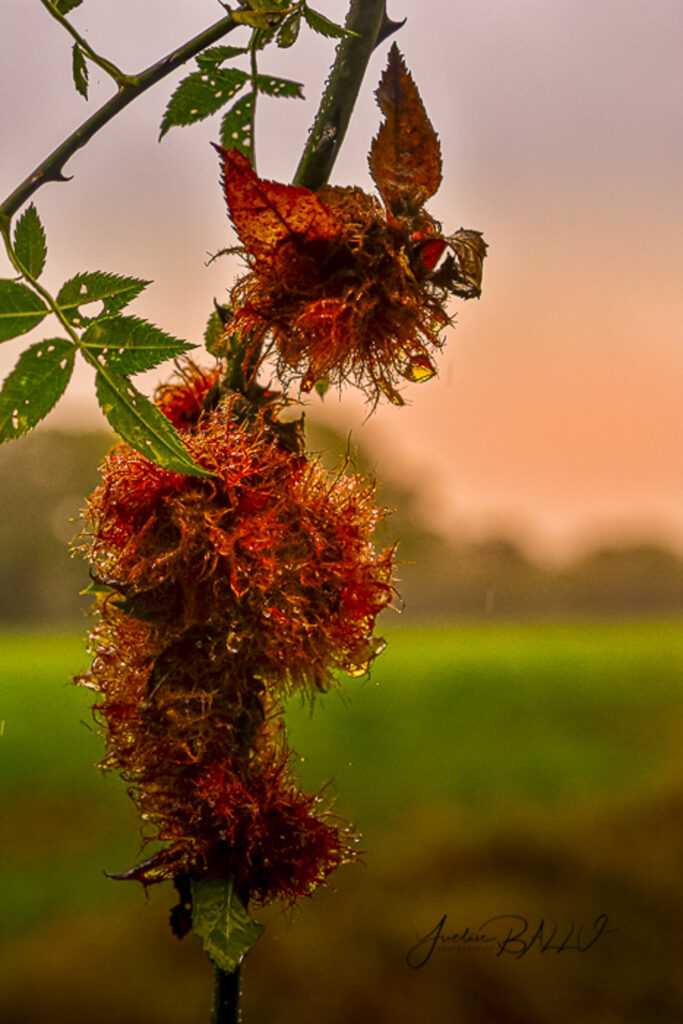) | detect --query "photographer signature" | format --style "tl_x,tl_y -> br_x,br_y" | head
407,913 -> 617,968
